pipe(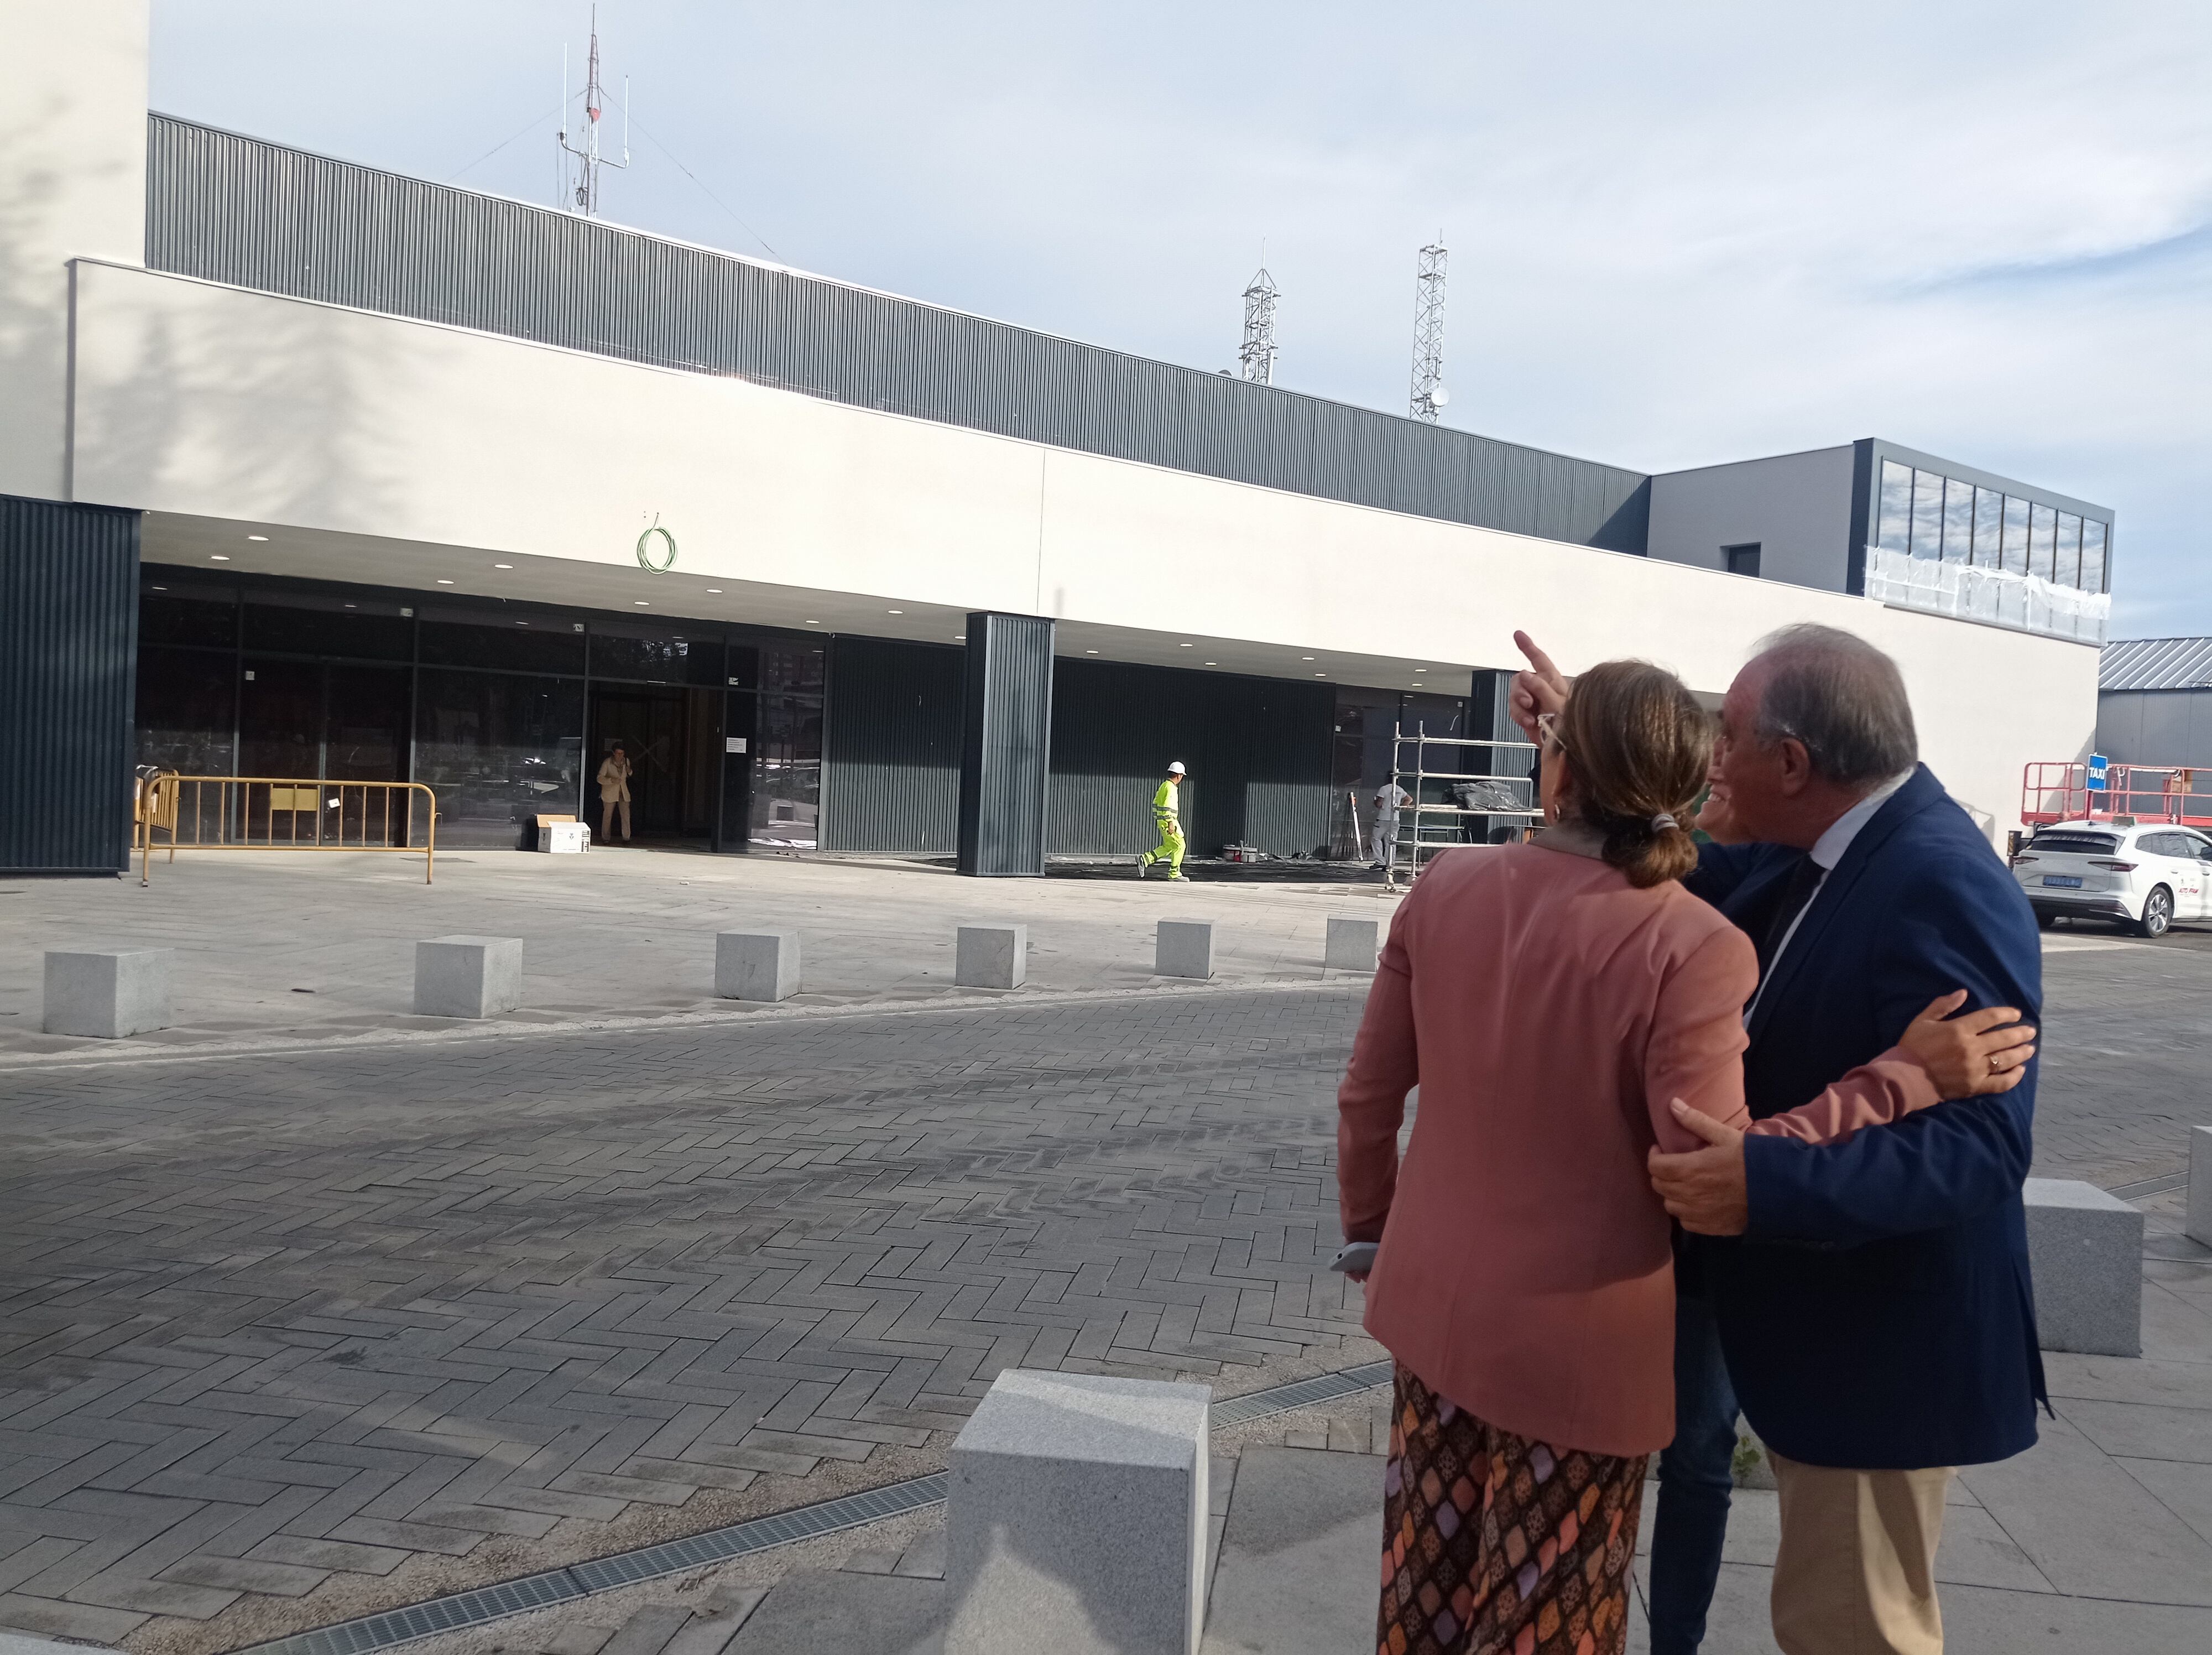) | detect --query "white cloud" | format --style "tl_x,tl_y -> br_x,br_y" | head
150,0 -> 2212,632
